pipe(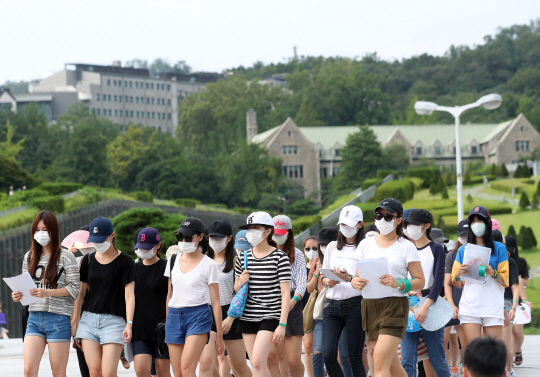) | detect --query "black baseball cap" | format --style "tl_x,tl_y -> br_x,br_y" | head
408,209 -> 433,225
87,217 -> 114,243
318,227 -> 339,245
135,227 -> 161,249
208,219 -> 233,238
175,217 -> 205,237
431,228 -> 448,243
376,198 -> 403,215
506,235 -> 517,251
457,220 -> 469,237
79,225 -> 90,231
492,229 -> 503,243
468,205 -> 491,219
